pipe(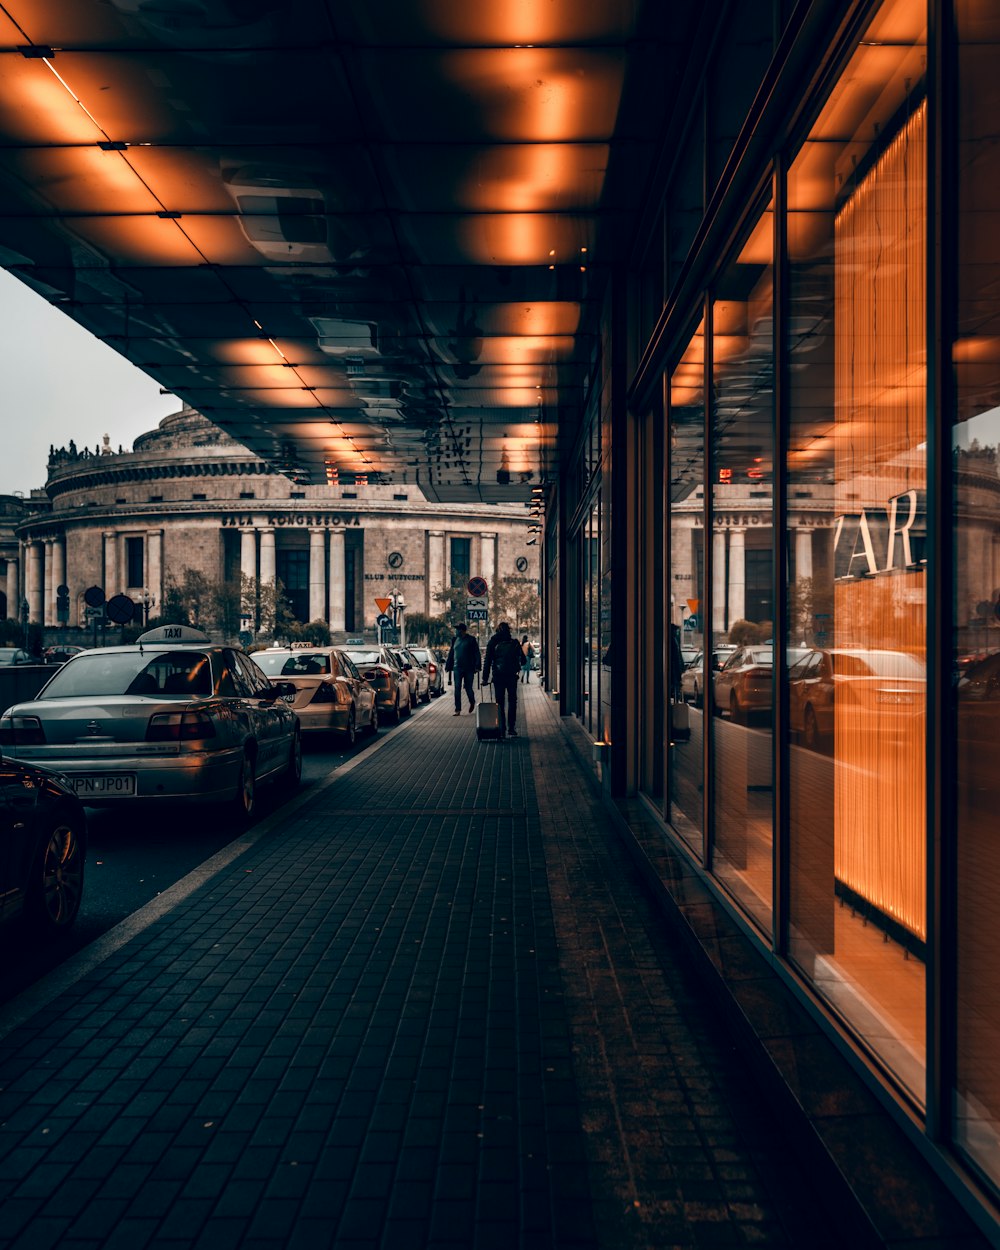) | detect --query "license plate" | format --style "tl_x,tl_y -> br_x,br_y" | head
71,774 -> 137,796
